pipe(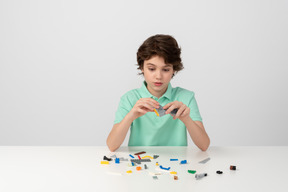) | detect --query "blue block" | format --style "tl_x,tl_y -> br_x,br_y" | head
115,158 -> 120,164
180,160 -> 187,164
129,154 -> 134,158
